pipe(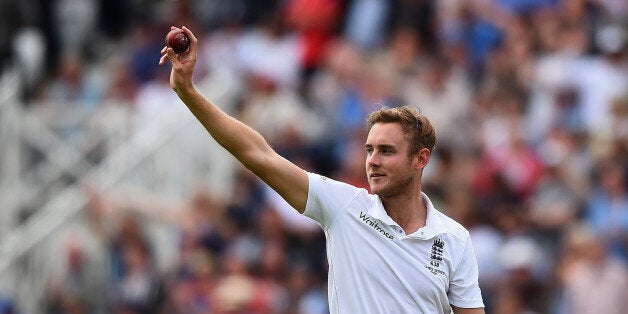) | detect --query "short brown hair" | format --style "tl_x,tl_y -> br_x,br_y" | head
366,106 -> 436,155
